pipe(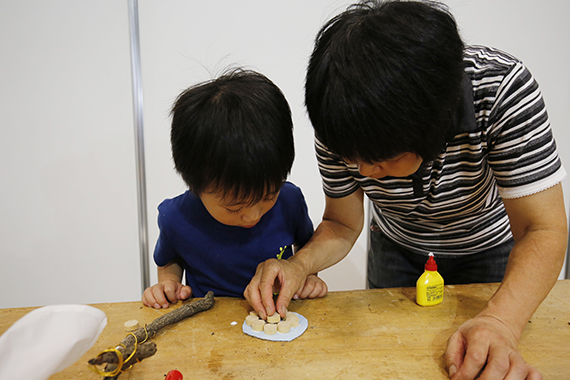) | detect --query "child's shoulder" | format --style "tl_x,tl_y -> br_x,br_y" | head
279,181 -> 308,204
156,191 -> 206,230
158,190 -> 199,214
281,181 -> 303,195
